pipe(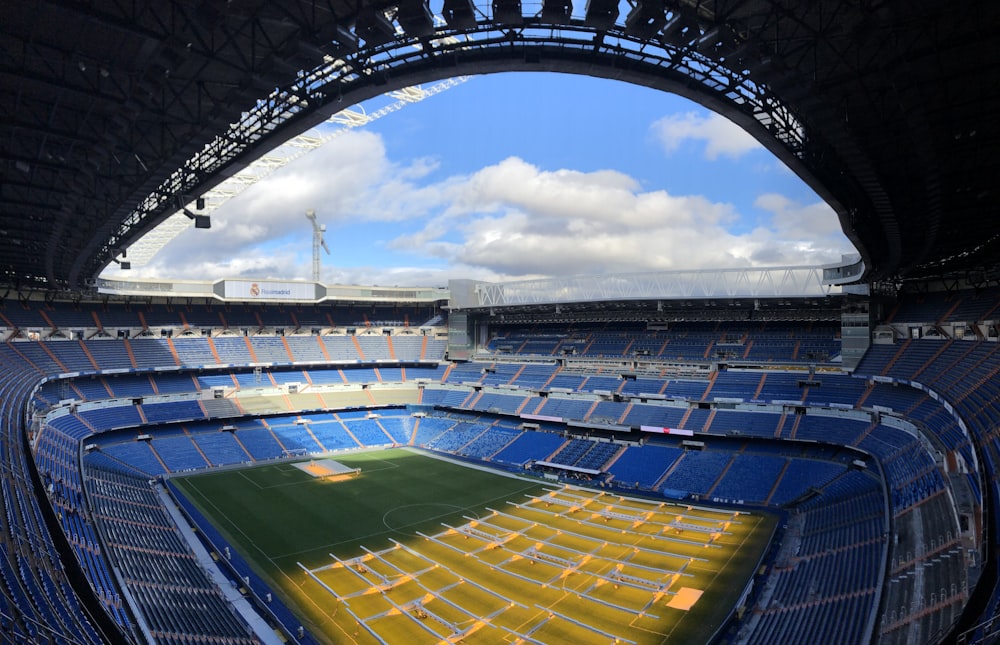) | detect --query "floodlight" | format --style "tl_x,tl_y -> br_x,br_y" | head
660,12 -> 699,45
443,0 -> 477,29
541,0 -> 572,24
583,0 -> 618,30
182,208 -> 211,229
397,0 -> 435,38
176,194 -> 210,229
625,0 -> 666,39
329,24 -> 360,53
493,0 -> 523,25
356,7 -> 396,47
109,249 -> 130,270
